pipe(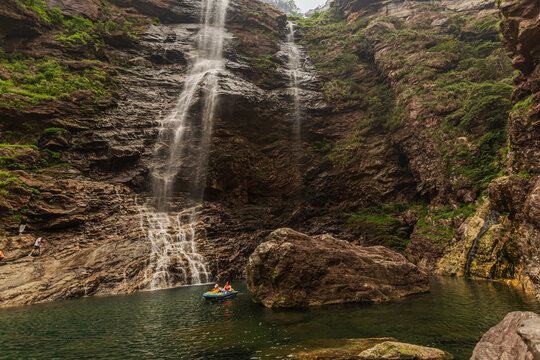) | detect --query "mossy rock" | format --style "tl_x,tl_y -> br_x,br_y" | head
358,341 -> 454,359
258,338 -> 453,359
